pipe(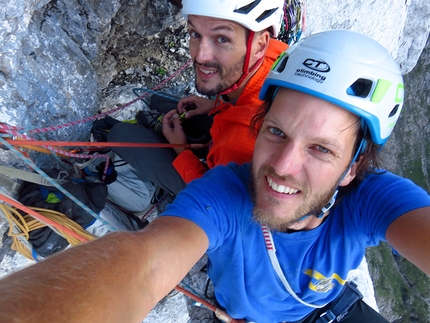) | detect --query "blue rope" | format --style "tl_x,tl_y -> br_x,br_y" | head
0,136 -> 117,231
